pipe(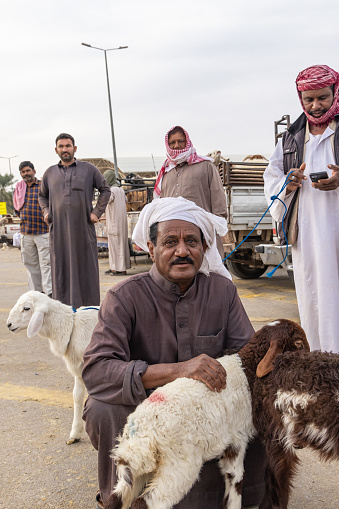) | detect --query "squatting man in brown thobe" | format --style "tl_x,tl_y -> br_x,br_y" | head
38,133 -> 110,308
82,197 -> 266,509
